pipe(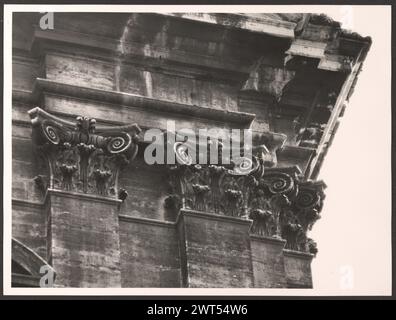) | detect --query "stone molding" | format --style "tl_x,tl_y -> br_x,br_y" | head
119,214 -> 176,228
283,248 -> 315,260
176,209 -> 253,226
32,78 -> 256,126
